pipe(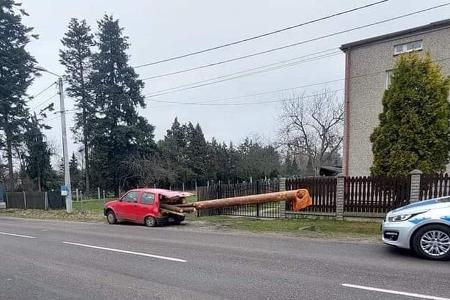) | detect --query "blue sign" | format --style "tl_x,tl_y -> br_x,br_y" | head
61,185 -> 69,196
